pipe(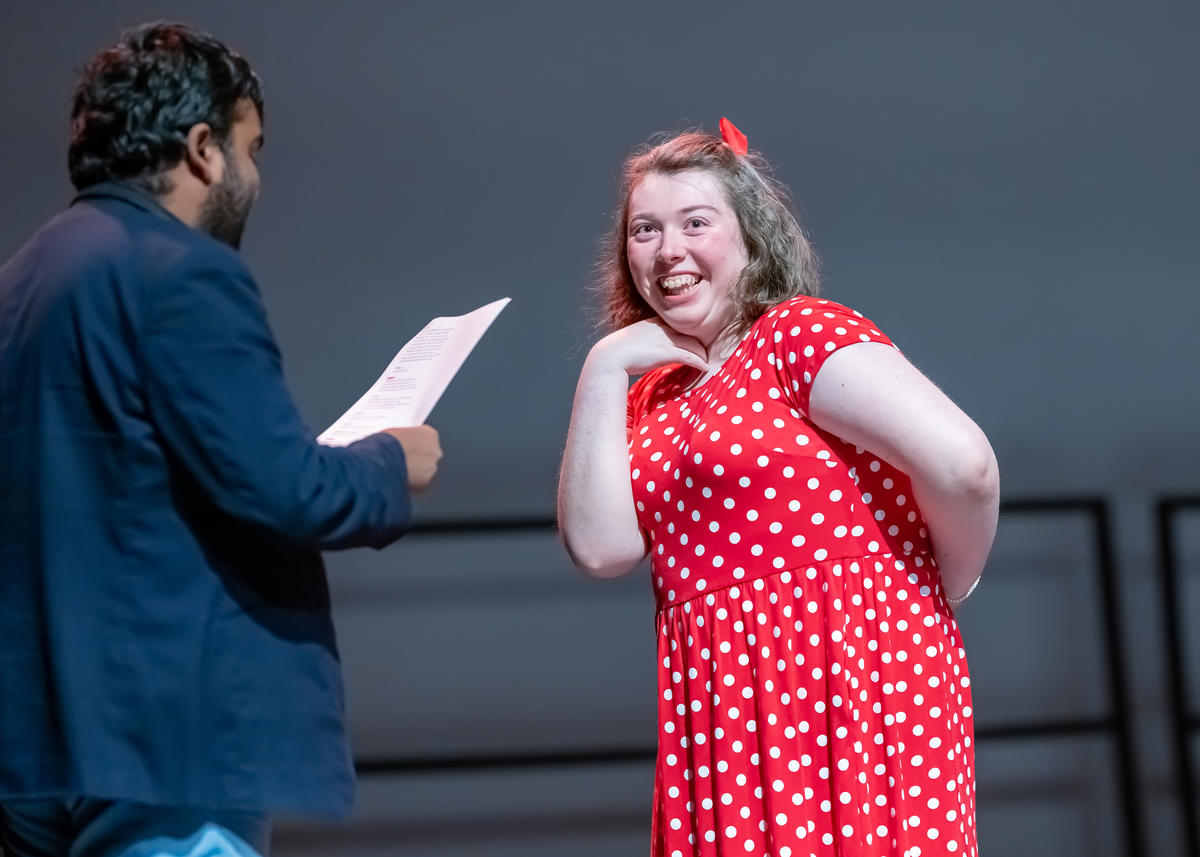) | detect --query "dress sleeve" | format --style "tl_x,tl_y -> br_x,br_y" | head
767,297 -> 895,416
626,365 -> 675,439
